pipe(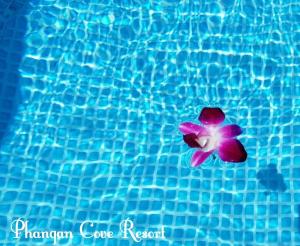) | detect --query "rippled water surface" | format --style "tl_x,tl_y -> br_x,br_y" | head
0,0 -> 299,245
